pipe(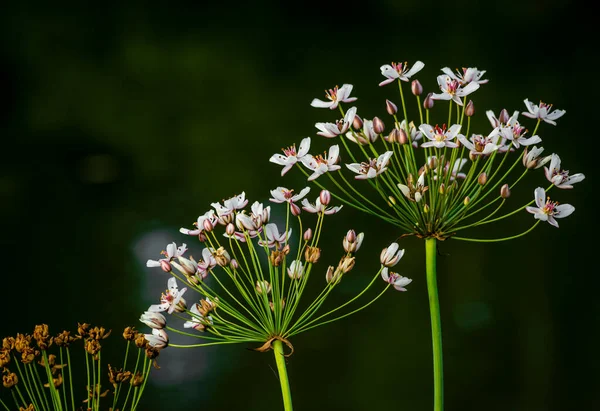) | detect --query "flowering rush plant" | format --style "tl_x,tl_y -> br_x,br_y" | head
270,61 -> 585,410
142,189 -> 411,410
0,323 -> 158,411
